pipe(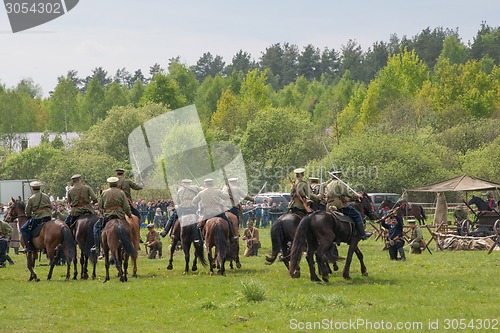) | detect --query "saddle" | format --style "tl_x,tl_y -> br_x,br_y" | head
328,210 -> 354,224
29,220 -> 49,239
